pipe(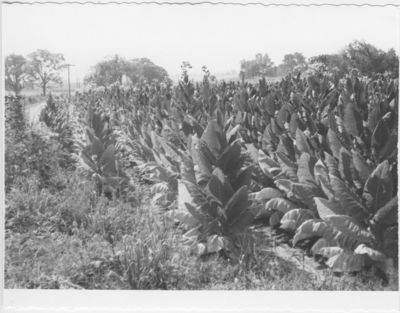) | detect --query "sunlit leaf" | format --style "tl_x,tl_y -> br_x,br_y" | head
310,238 -> 334,256
314,197 -> 346,220
325,215 -> 372,242
255,188 -> 283,202
326,251 -> 366,272
280,209 -> 314,232
354,244 -> 387,262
